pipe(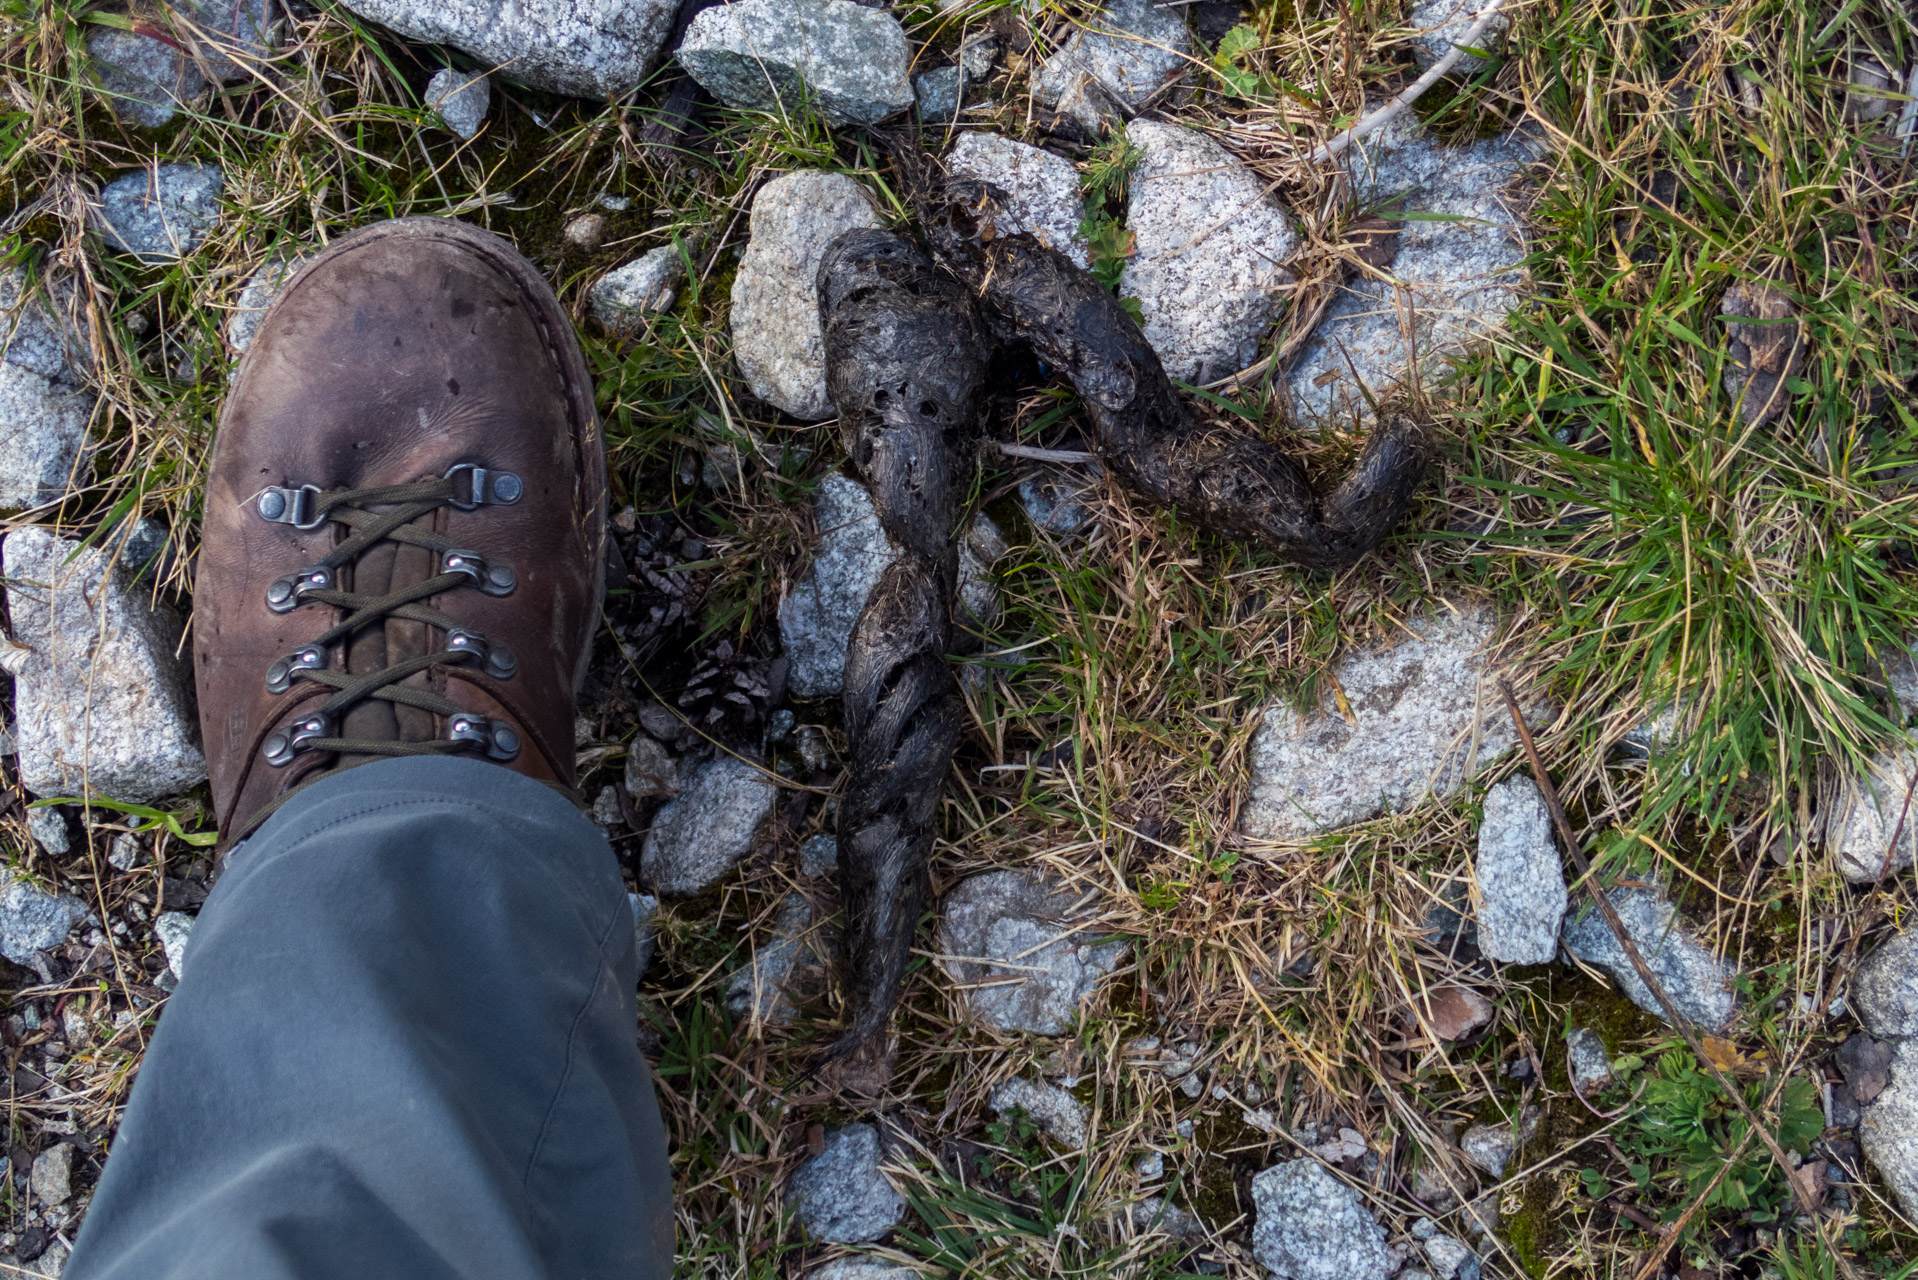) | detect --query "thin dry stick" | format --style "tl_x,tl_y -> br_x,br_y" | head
1498,682 -> 1863,1280
1305,0 -> 1512,164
